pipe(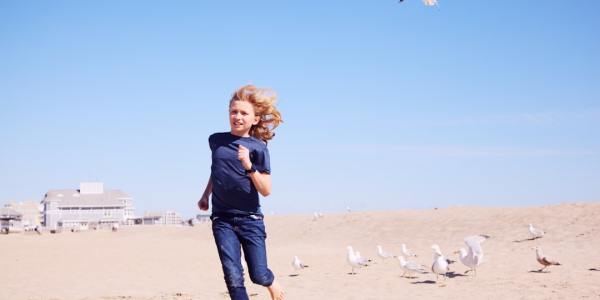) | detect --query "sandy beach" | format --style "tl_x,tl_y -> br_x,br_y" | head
2,202 -> 600,300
